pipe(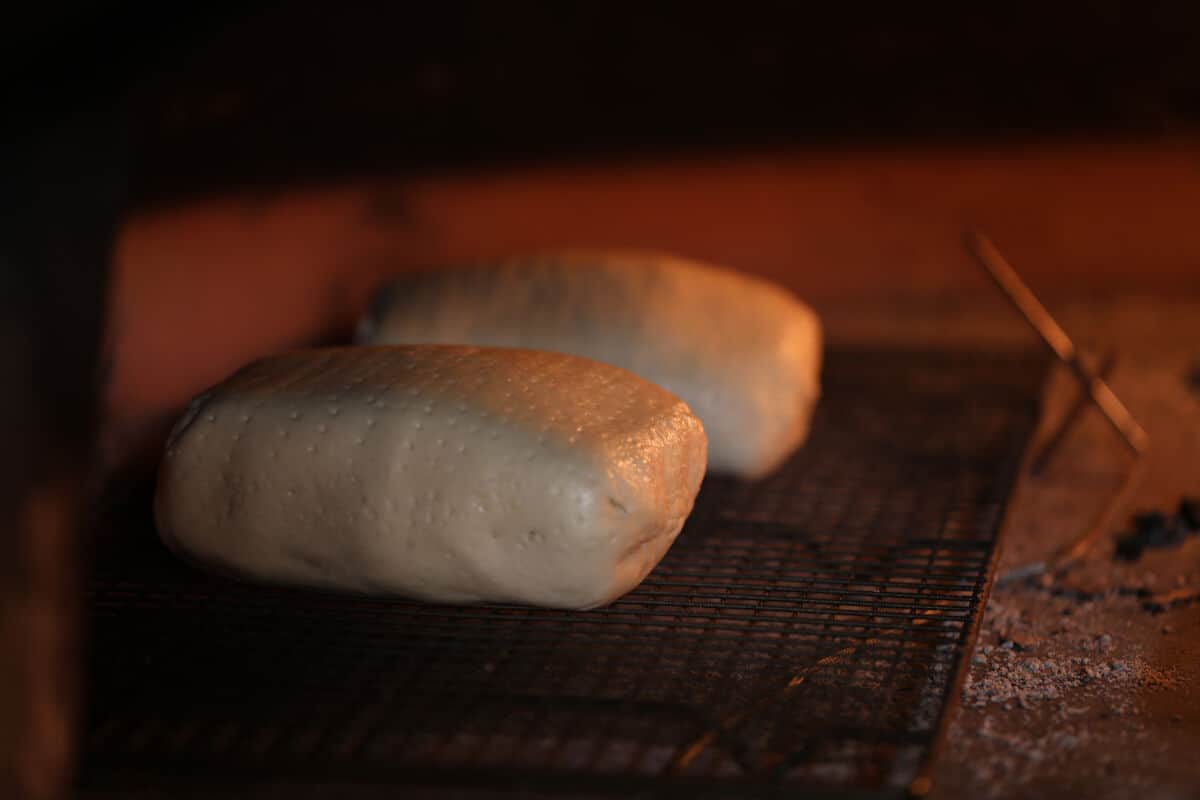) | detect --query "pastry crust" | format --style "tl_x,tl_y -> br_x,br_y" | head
362,252 -> 820,478
154,345 -> 707,609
